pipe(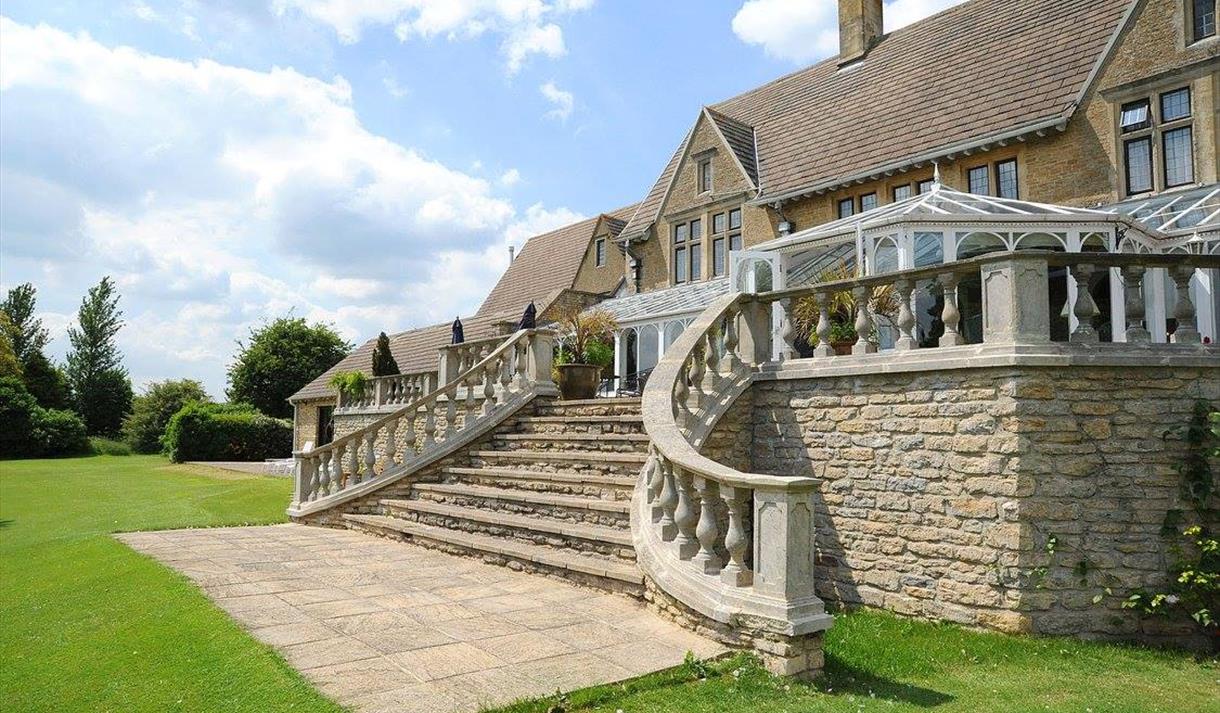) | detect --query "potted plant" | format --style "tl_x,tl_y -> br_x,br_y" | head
329,371 -> 369,407
553,307 -> 618,400
793,261 -> 899,355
